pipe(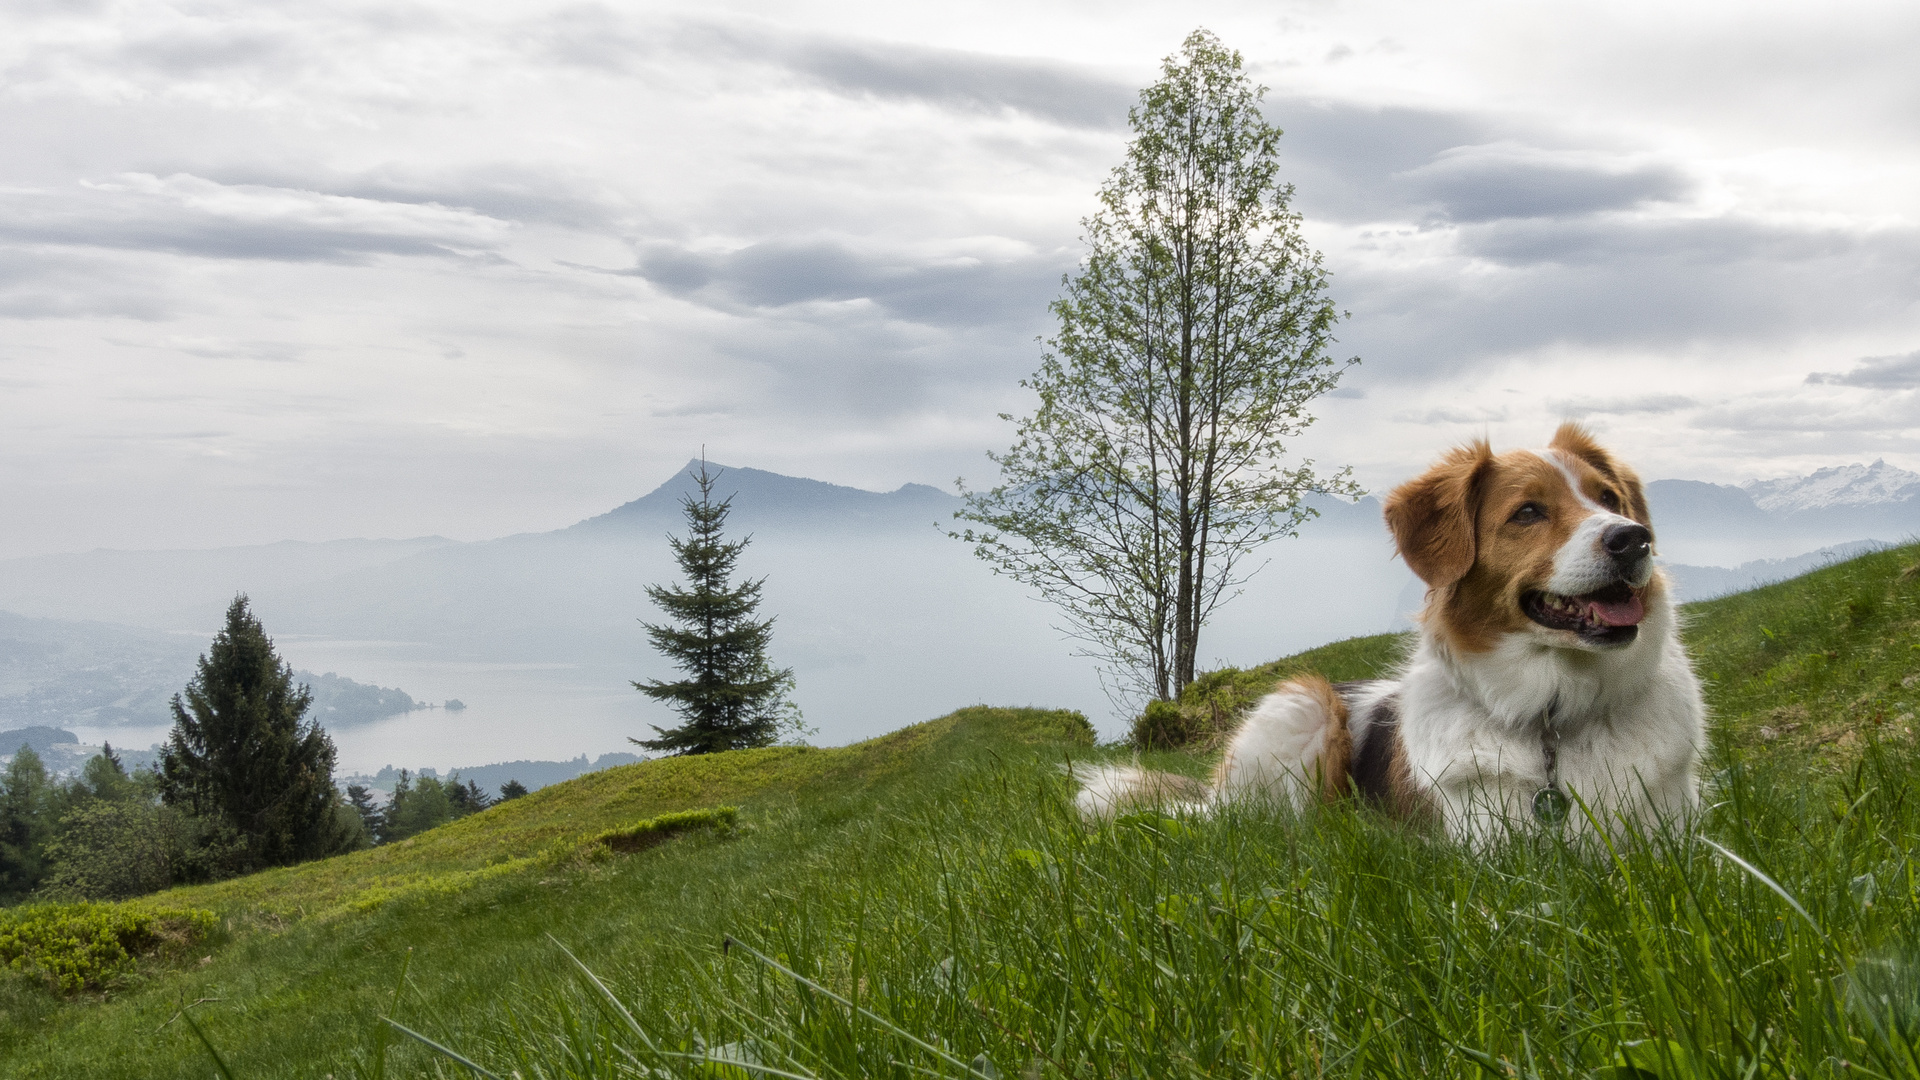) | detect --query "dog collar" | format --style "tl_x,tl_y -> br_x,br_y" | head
1532,704 -> 1570,825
